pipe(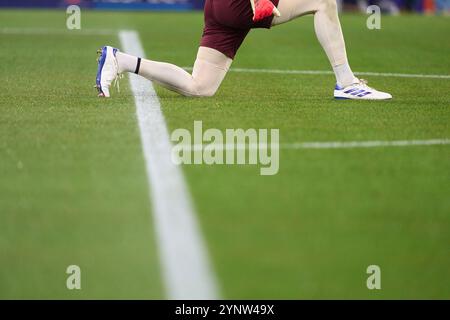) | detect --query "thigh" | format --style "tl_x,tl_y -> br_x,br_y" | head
202,0 -> 281,58
213,0 -> 253,29
210,0 -> 278,29
272,0 -> 322,26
